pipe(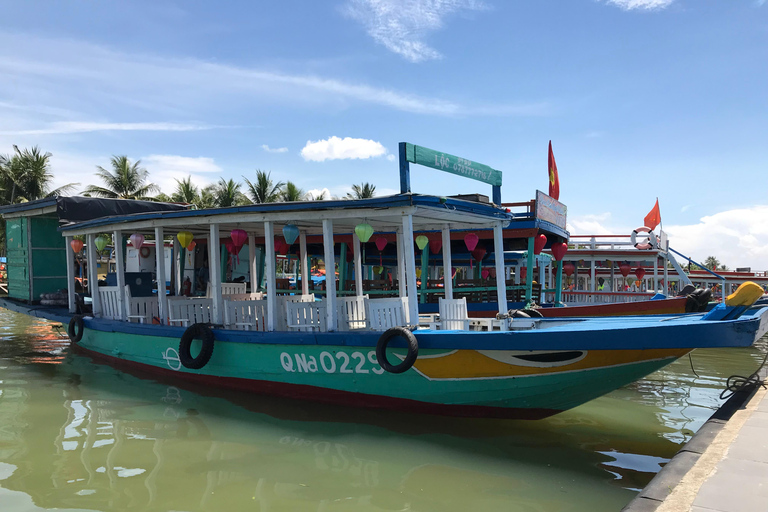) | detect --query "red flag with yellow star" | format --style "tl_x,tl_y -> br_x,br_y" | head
548,140 -> 560,200
644,198 -> 661,231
